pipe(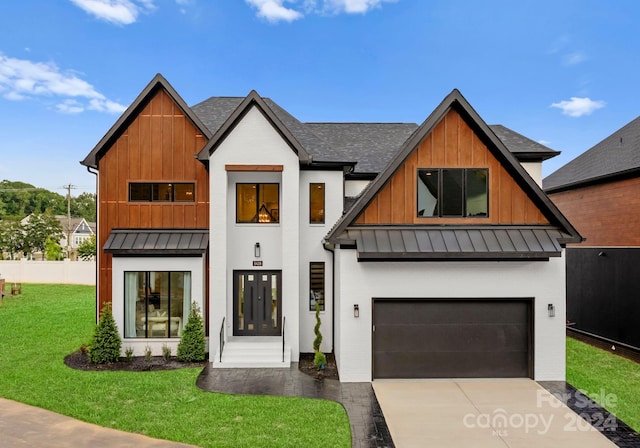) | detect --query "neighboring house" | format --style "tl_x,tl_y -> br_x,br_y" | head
544,115 -> 640,351
81,74 -> 580,382
55,216 -> 97,251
